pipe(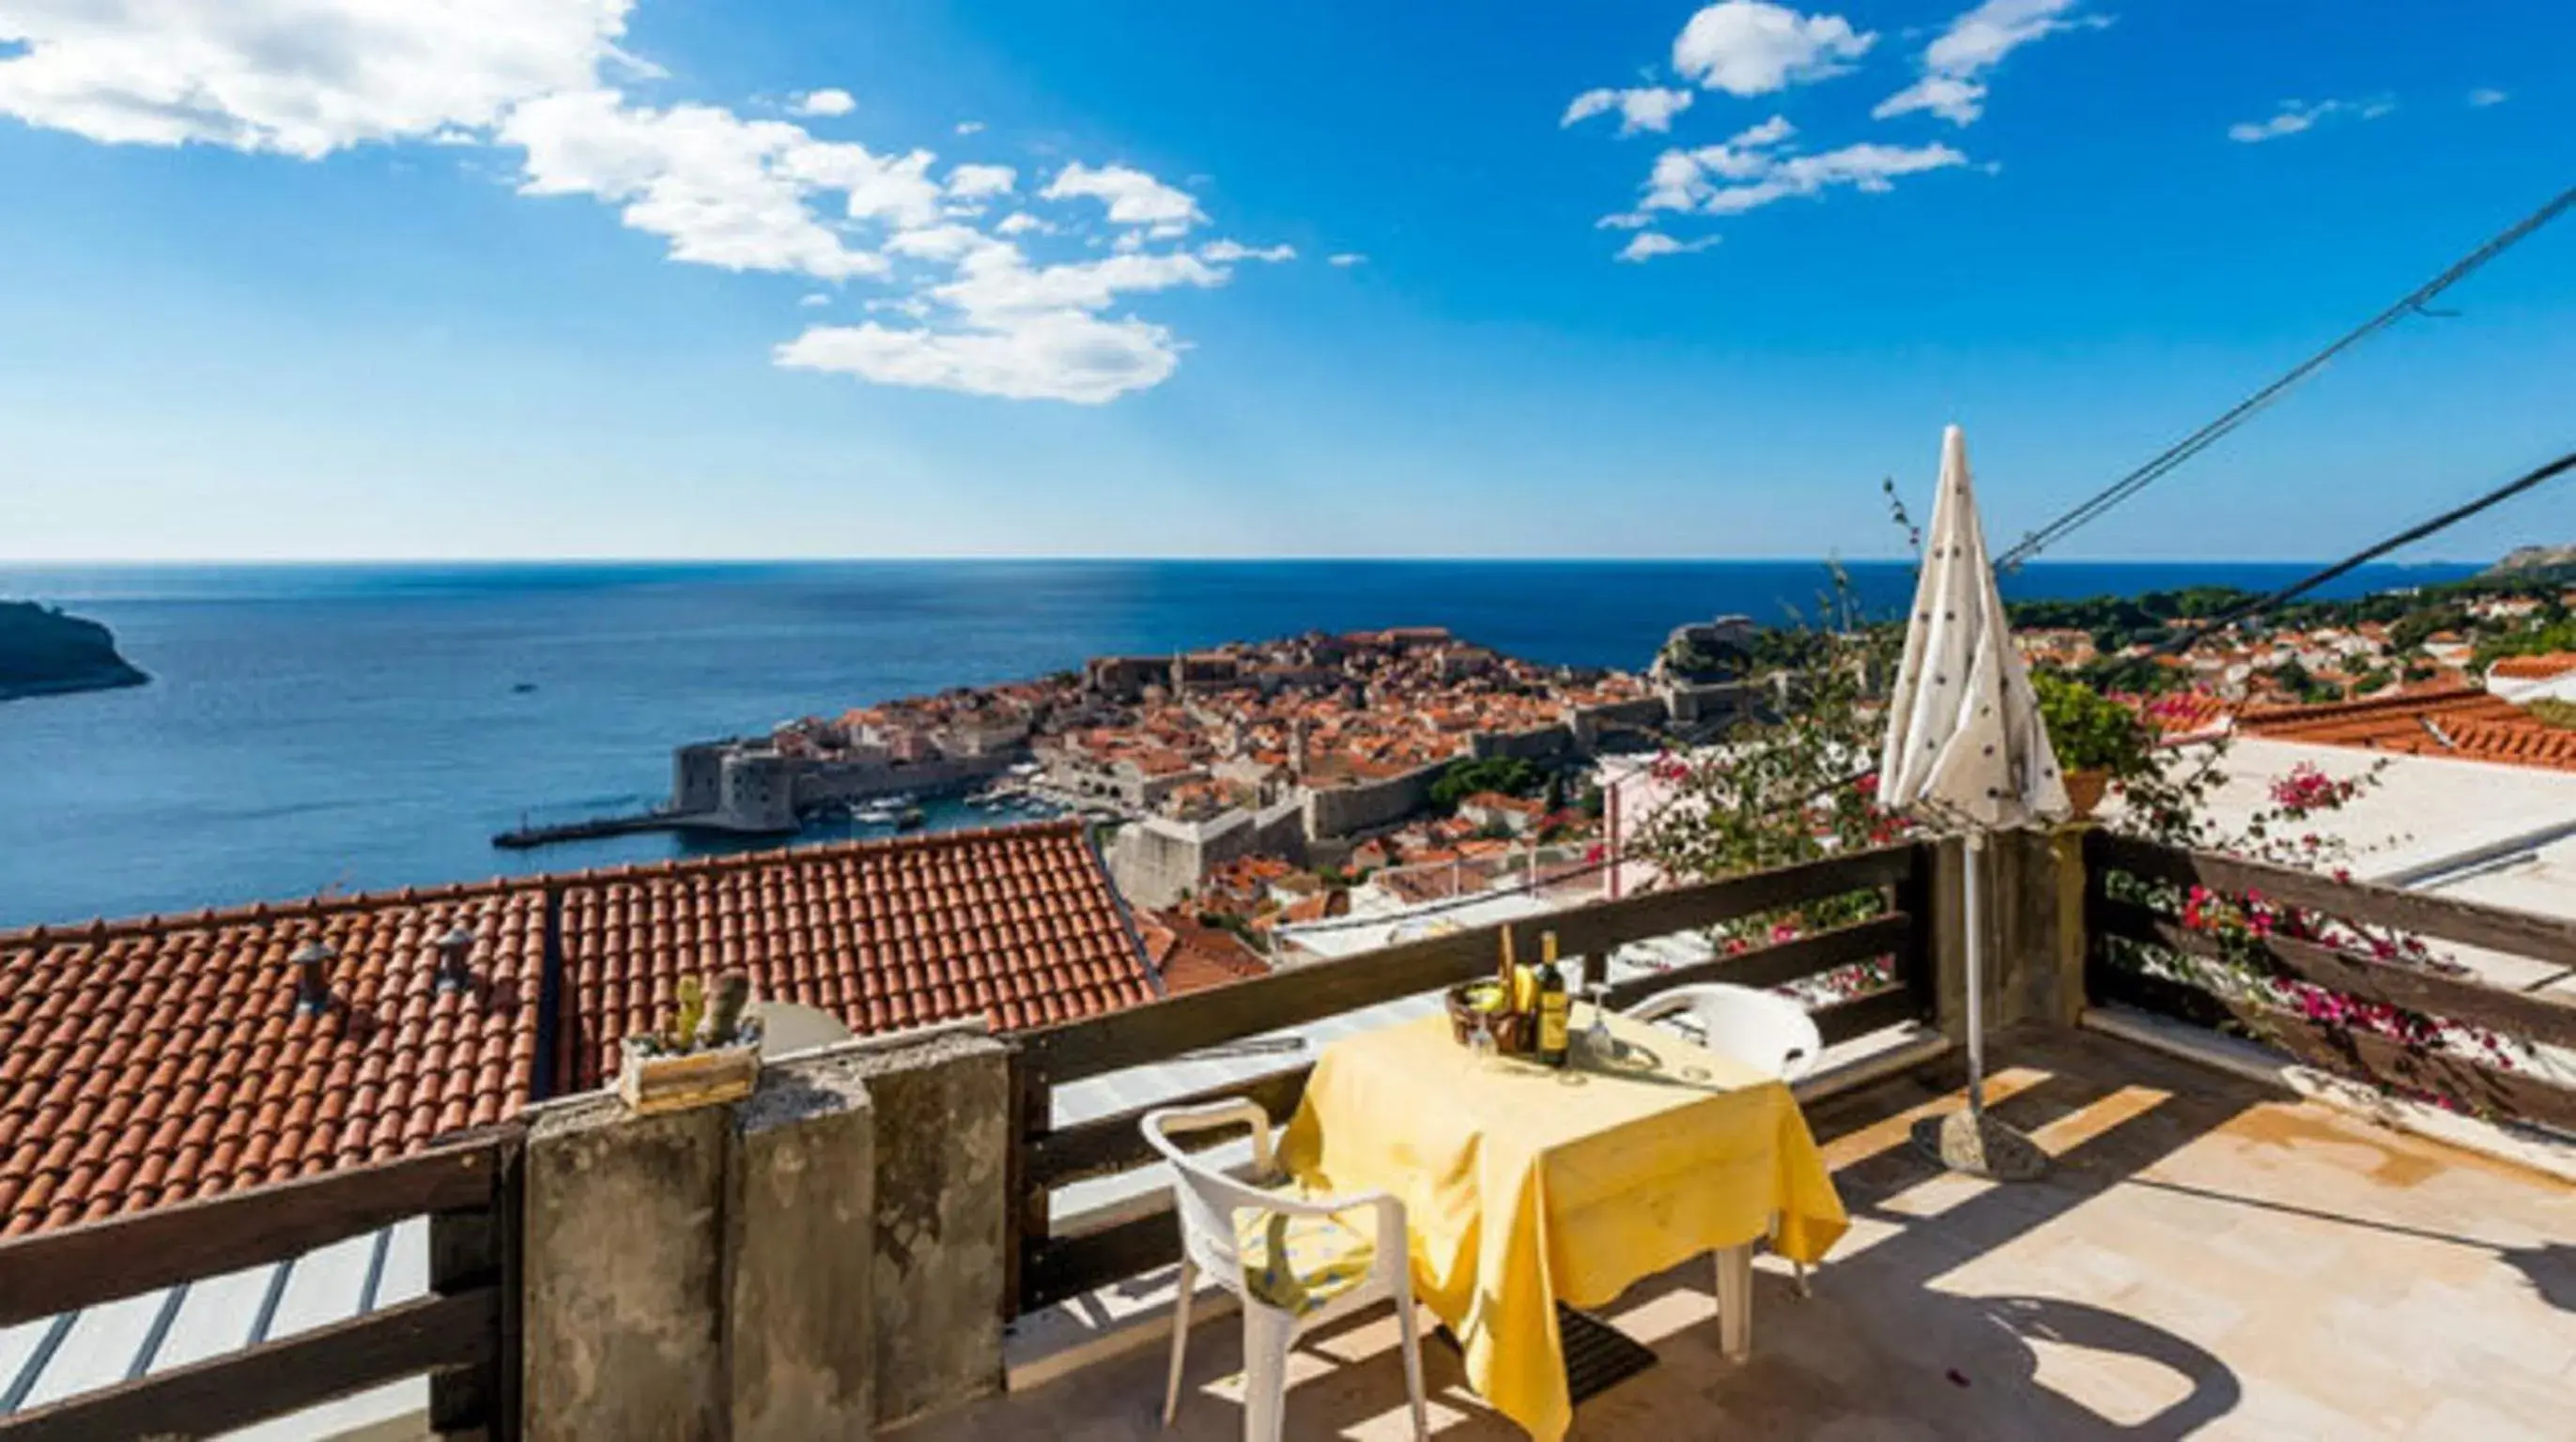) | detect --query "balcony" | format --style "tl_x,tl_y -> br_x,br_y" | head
906,1022 -> 2576,1438
4,830 -> 2572,1438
